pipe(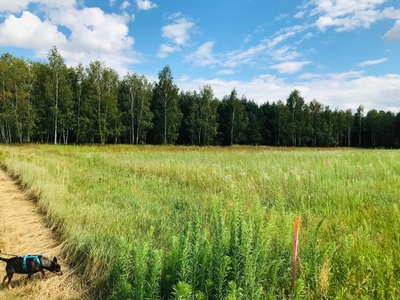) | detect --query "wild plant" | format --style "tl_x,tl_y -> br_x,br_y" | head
133,241 -> 149,300
172,281 -> 193,300
211,203 -> 230,299
147,249 -> 163,300
110,238 -> 133,300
